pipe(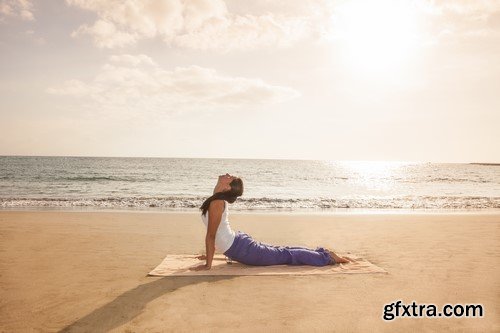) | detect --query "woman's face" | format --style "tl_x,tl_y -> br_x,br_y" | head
216,173 -> 237,192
